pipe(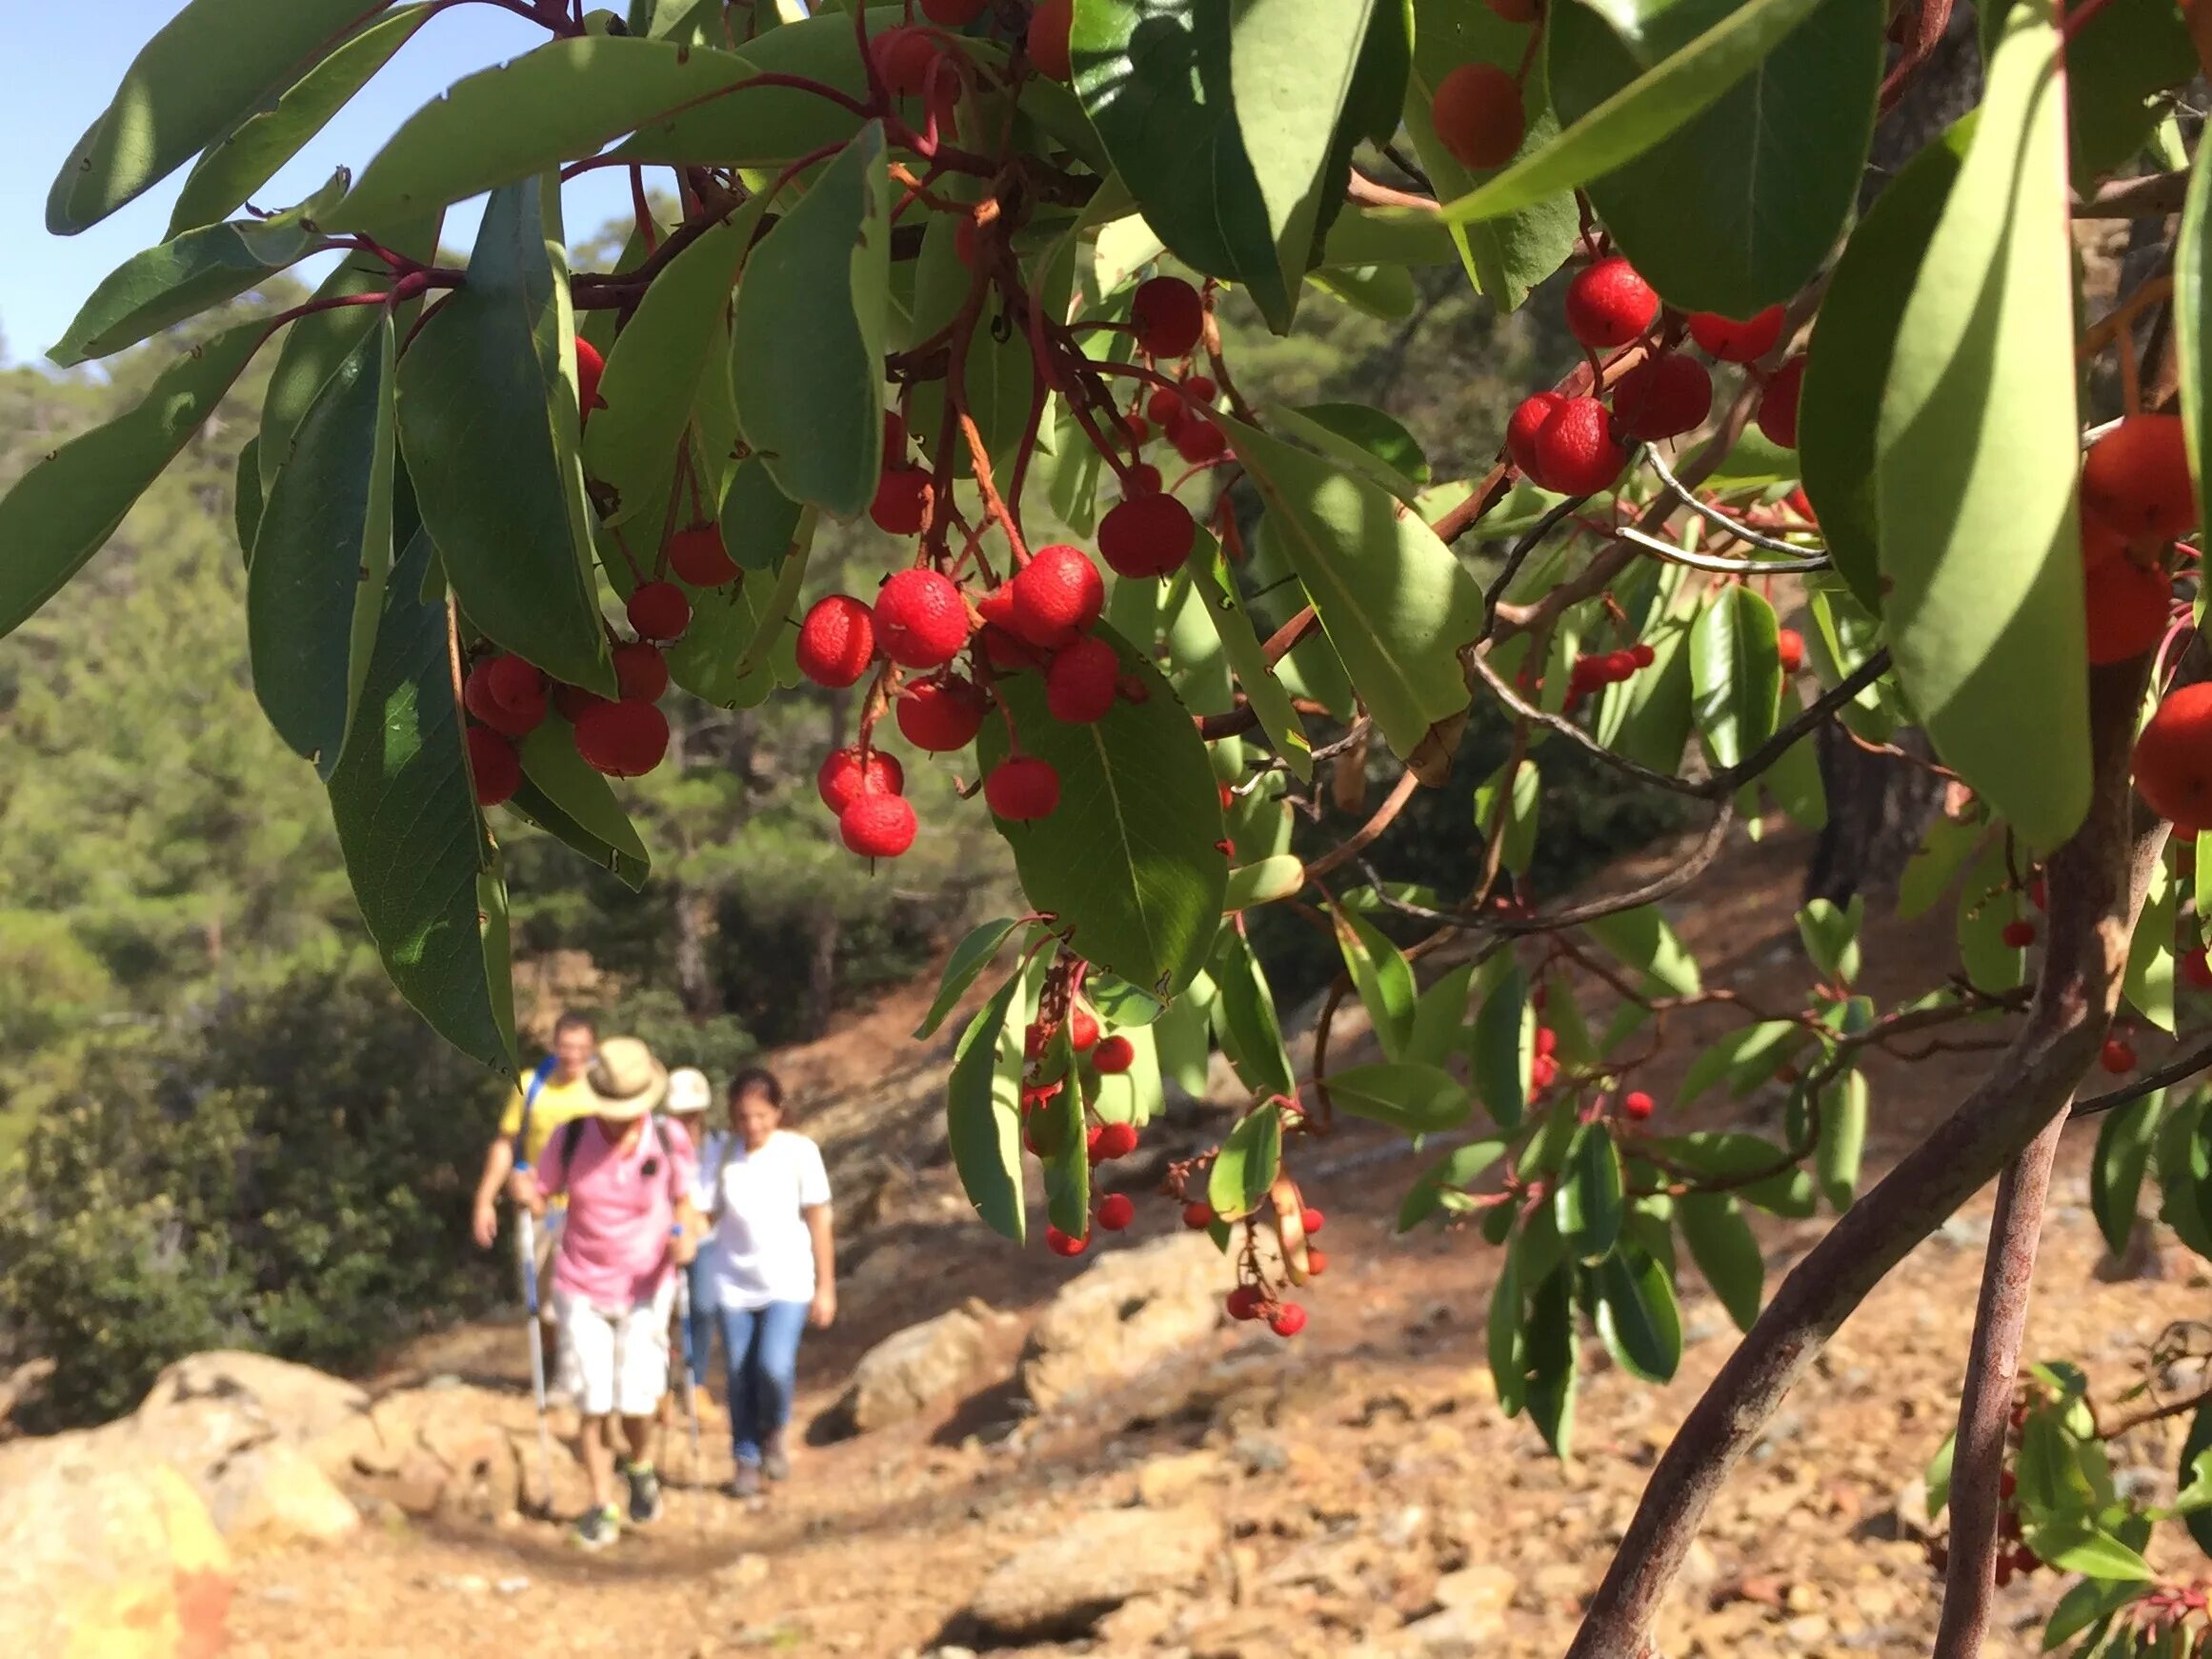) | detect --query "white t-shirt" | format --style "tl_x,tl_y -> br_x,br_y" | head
700,1129 -> 832,1311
